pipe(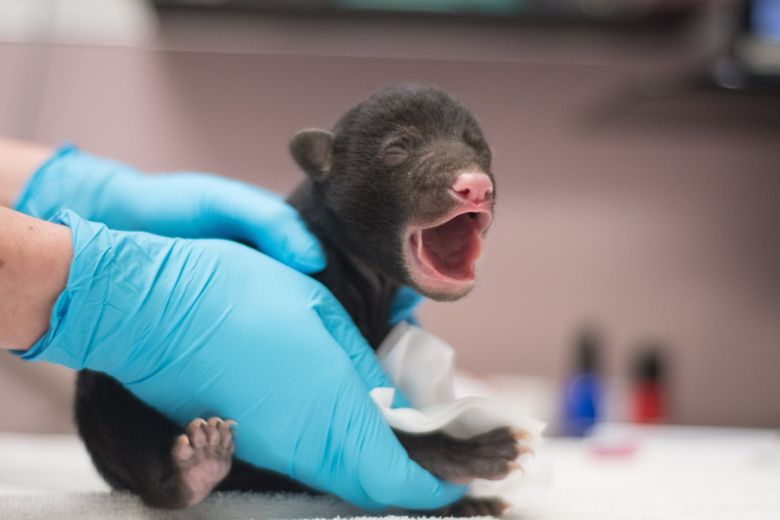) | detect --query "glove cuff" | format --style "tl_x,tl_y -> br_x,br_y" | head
13,210 -> 180,381
13,144 -> 139,224
13,210 -> 113,370
15,144 -> 76,217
